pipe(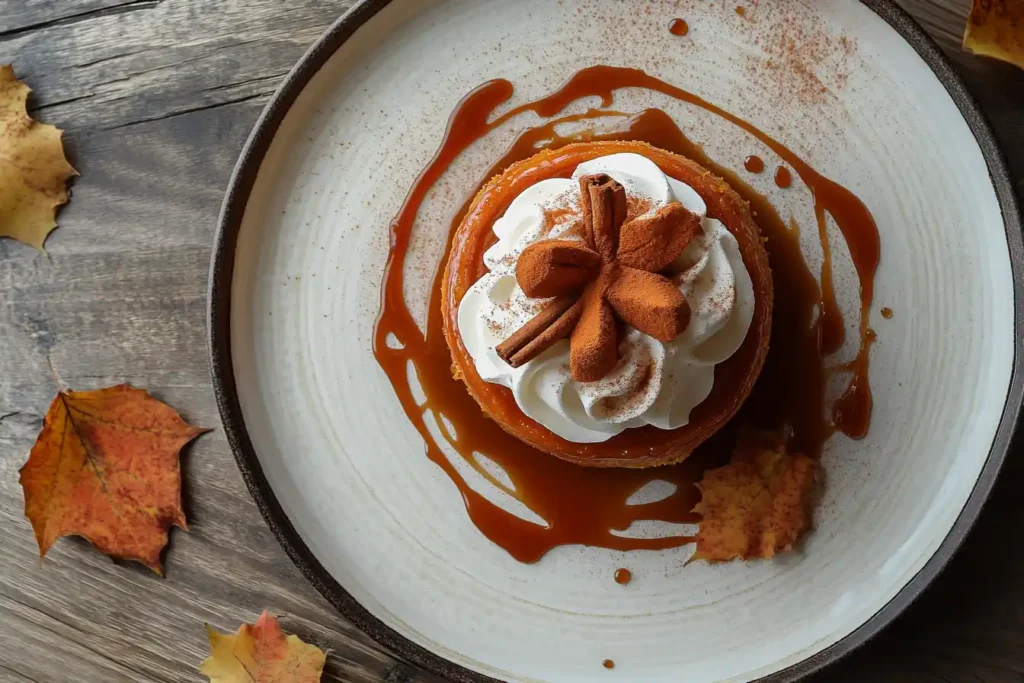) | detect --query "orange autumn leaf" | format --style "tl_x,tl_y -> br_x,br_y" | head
963,0 -> 1024,69
19,384 -> 205,574
201,611 -> 327,683
692,442 -> 817,562
0,65 -> 77,250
